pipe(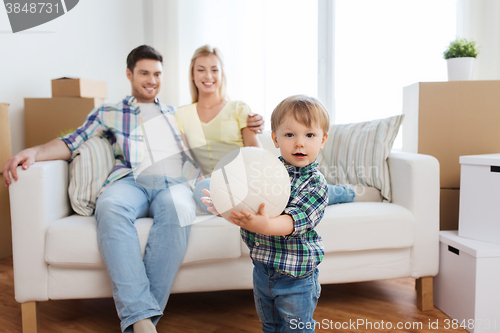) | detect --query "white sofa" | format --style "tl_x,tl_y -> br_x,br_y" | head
9,133 -> 440,333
